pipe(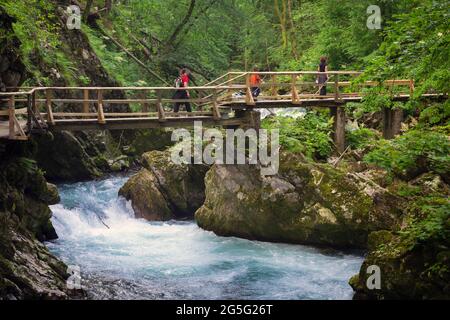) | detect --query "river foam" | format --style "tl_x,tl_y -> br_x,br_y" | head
46,176 -> 363,300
